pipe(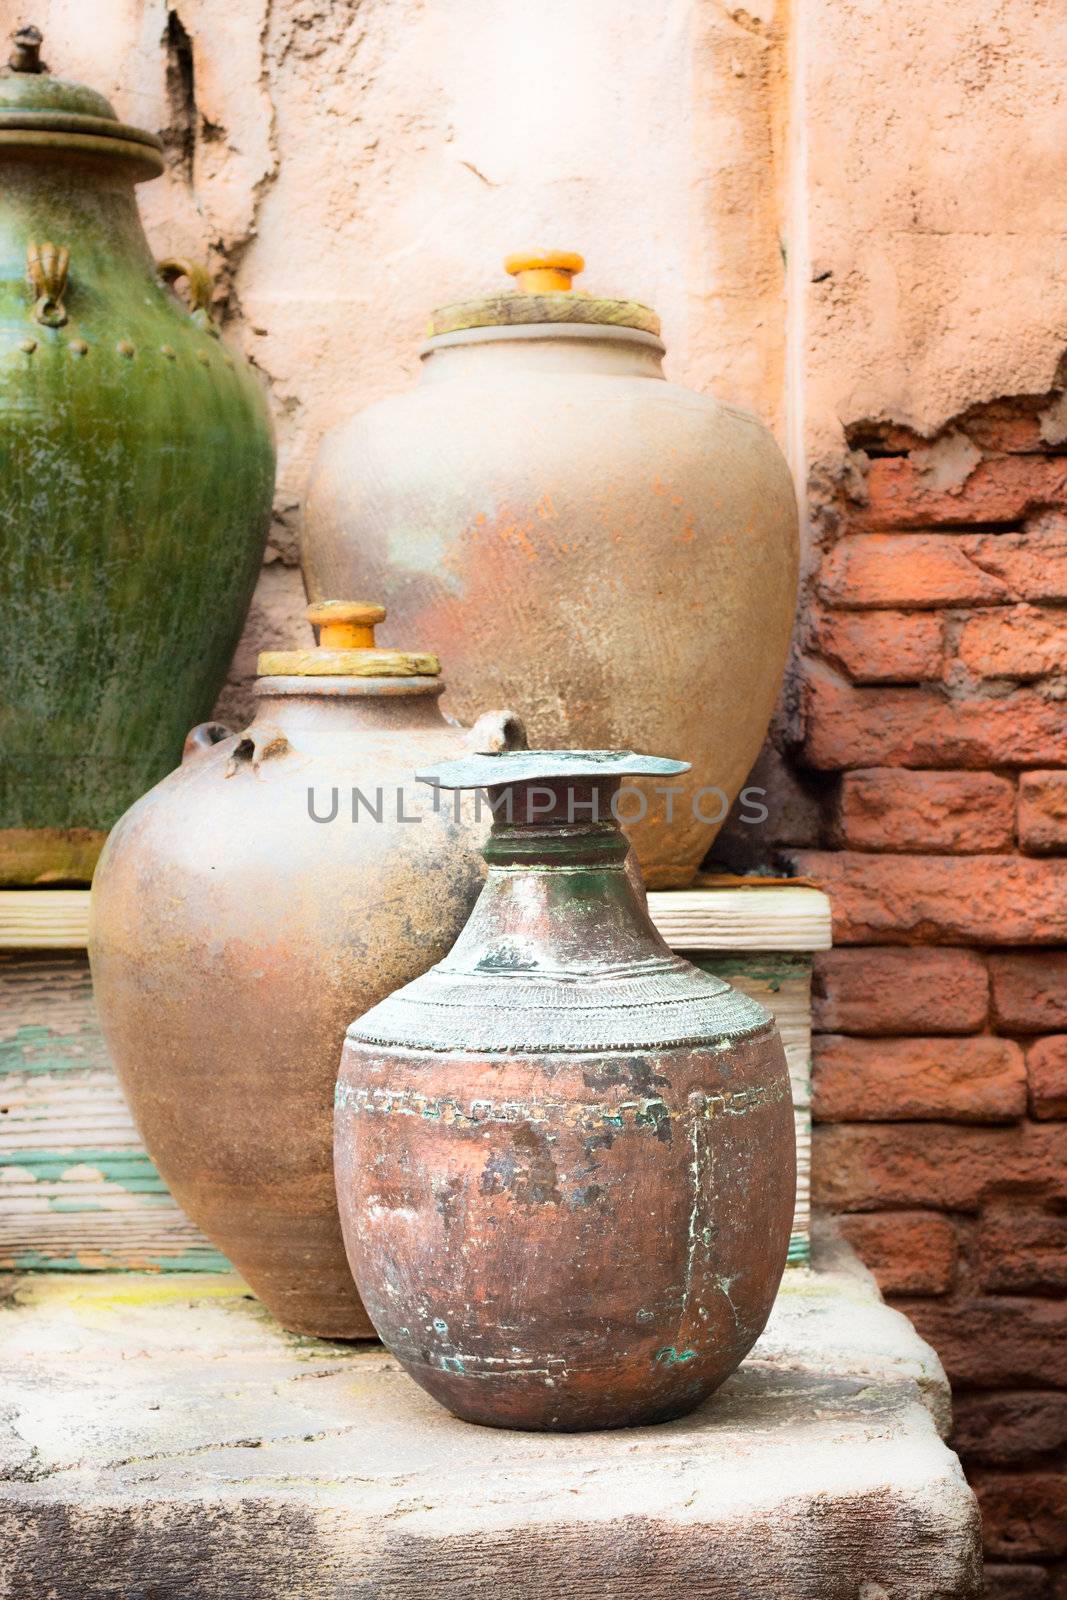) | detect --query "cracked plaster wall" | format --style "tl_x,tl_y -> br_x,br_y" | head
8,1 -> 1060,714
0,0 -> 791,724
799,0 -> 1067,469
